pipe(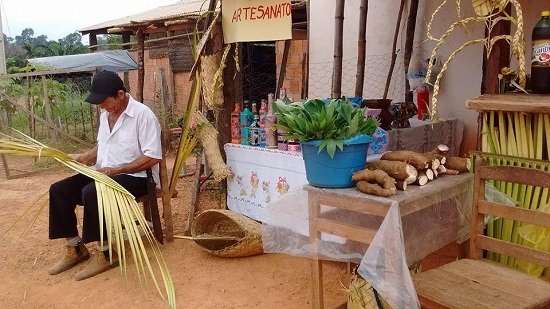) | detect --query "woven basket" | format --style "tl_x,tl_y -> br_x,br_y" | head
191,209 -> 264,258
195,111 -> 233,182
